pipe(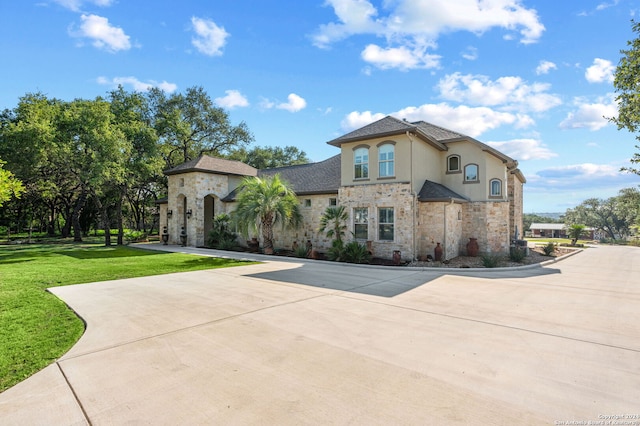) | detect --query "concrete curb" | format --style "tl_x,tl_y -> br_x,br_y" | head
132,243 -> 583,275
